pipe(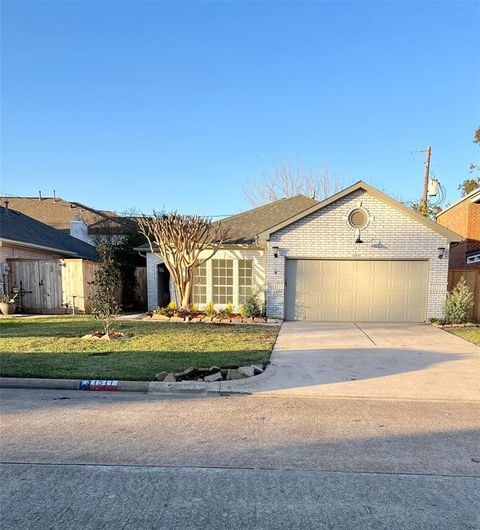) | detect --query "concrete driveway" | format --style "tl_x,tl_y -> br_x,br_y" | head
220,322 -> 480,400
